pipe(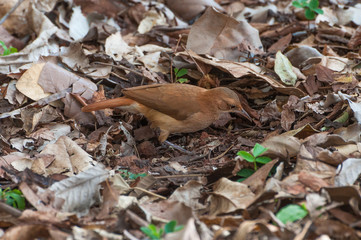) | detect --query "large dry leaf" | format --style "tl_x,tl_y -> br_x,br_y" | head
335,158 -> 361,187
261,135 -> 301,158
166,0 -> 223,22
187,7 -> 263,62
47,164 -> 109,215
242,159 -> 278,193
16,63 -> 51,100
169,180 -> 205,211
177,51 -> 306,97
208,178 -> 255,215
141,200 -> 194,225
32,136 -> 96,176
